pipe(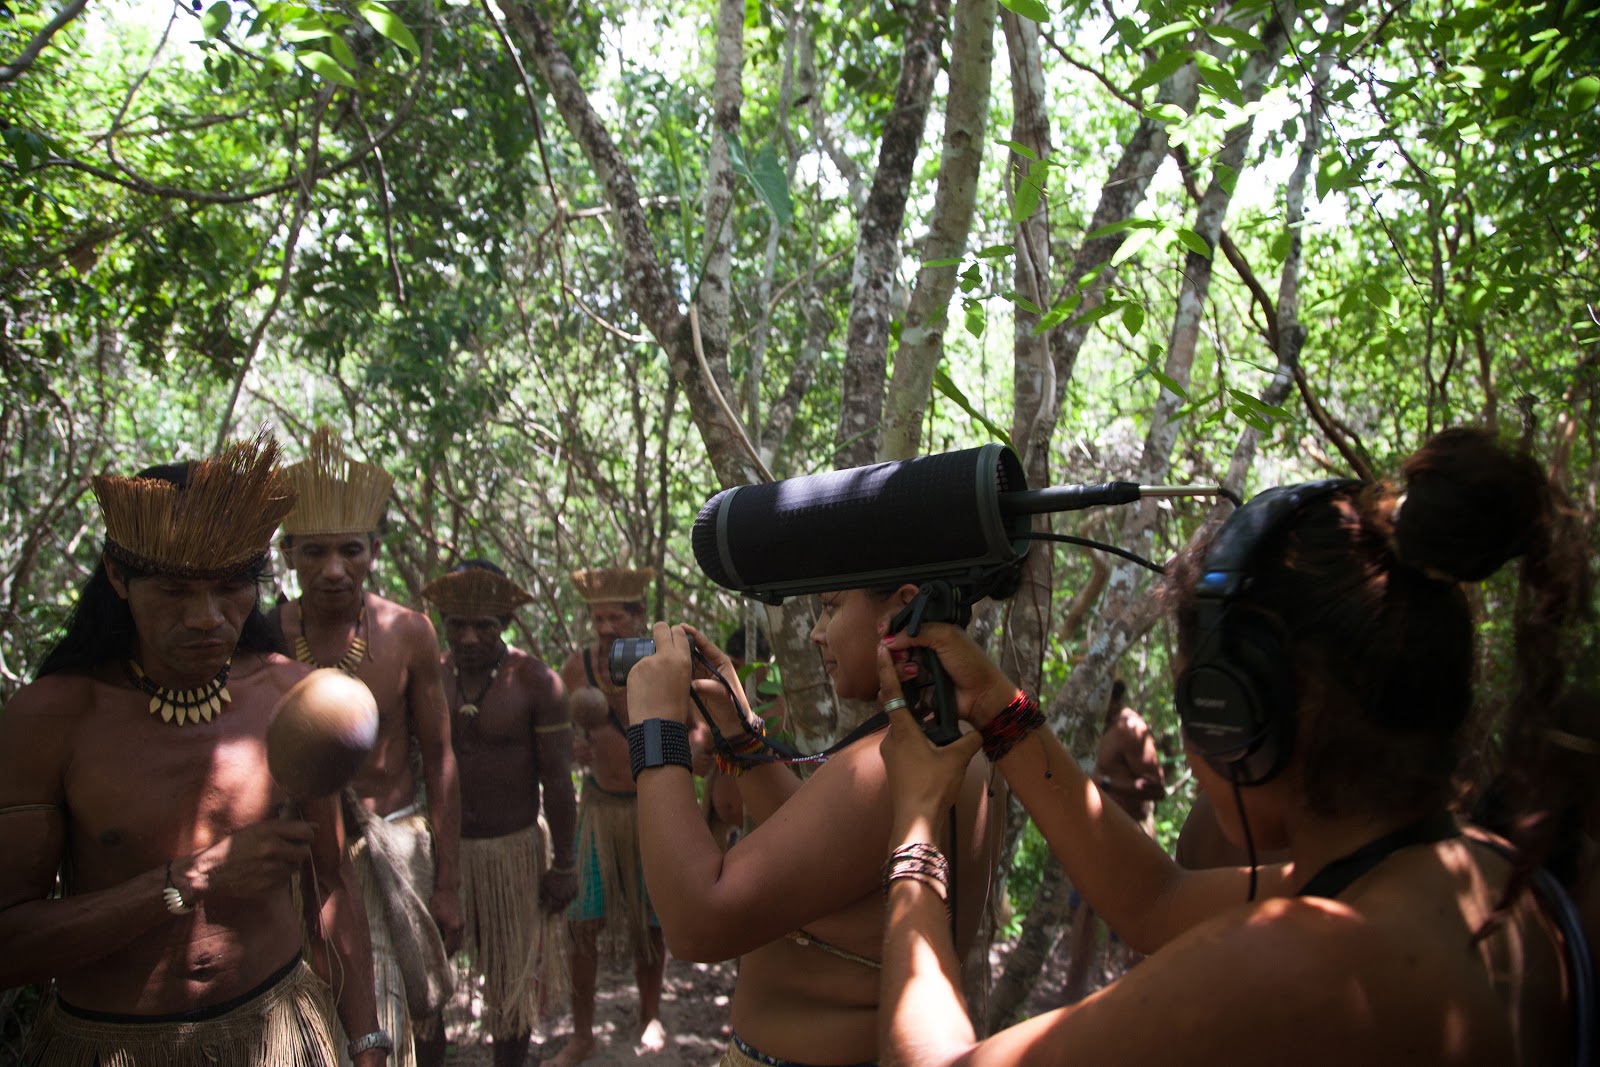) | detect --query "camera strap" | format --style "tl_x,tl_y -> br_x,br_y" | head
582,648 -> 631,736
